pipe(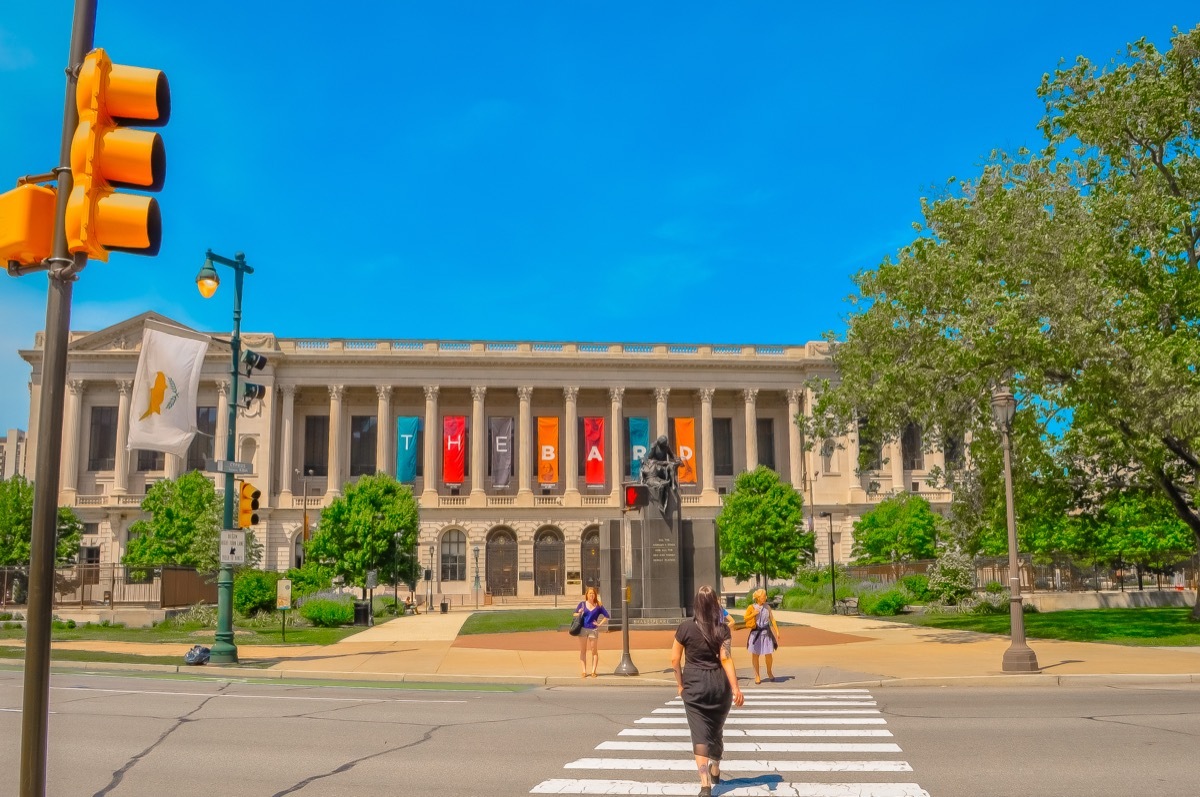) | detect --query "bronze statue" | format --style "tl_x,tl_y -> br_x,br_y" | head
640,434 -> 682,511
